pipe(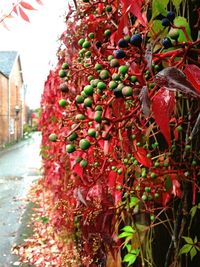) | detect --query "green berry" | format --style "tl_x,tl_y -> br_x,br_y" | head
79,139 -> 91,150
88,32 -> 95,39
78,38 -> 85,46
80,159 -> 88,168
110,59 -> 119,67
145,187 -> 151,193
130,75 -> 137,83
112,73 -> 121,80
66,144 -> 76,153
95,105 -> 103,111
118,65 -> 128,75
76,95 -> 84,104
88,128 -> 96,137
59,69 -> 67,78
94,63 -> 102,71
97,81 -> 106,90
67,132 -> 78,141
106,5 -> 112,12
49,133 -> 57,142
104,29 -> 111,37
177,125 -> 183,132
150,172 -> 157,179
76,114 -> 85,120
142,194 -> 147,201
85,51 -> 92,57
59,99 -> 67,107
117,169 -> 122,174
94,111 -> 102,123
82,40 -> 91,48
99,69 -> 110,80
109,81 -> 117,90
87,75 -> 94,82
84,97 -> 92,107
62,63 -> 69,69
76,156 -> 82,163
107,55 -> 114,61
122,86 -> 133,97
83,85 -> 94,95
